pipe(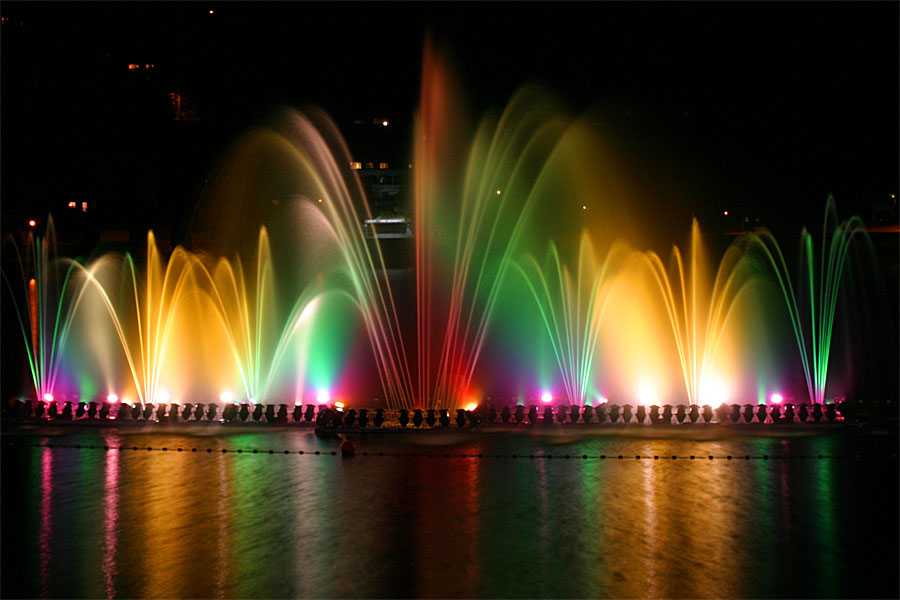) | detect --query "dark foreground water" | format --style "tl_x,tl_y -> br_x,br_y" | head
2,425 -> 897,599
